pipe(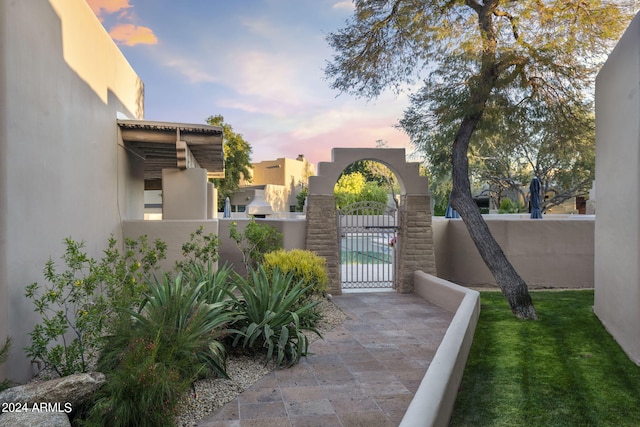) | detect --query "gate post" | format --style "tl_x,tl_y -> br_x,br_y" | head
305,194 -> 341,295
397,194 -> 437,293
